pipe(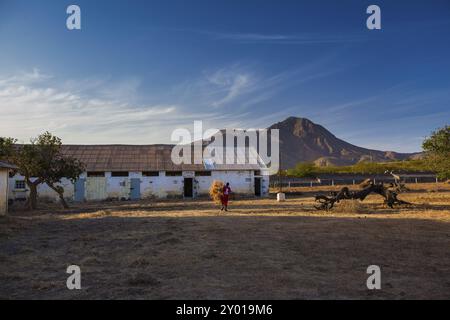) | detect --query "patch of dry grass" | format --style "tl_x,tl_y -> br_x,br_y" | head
332,200 -> 370,214
0,185 -> 449,299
